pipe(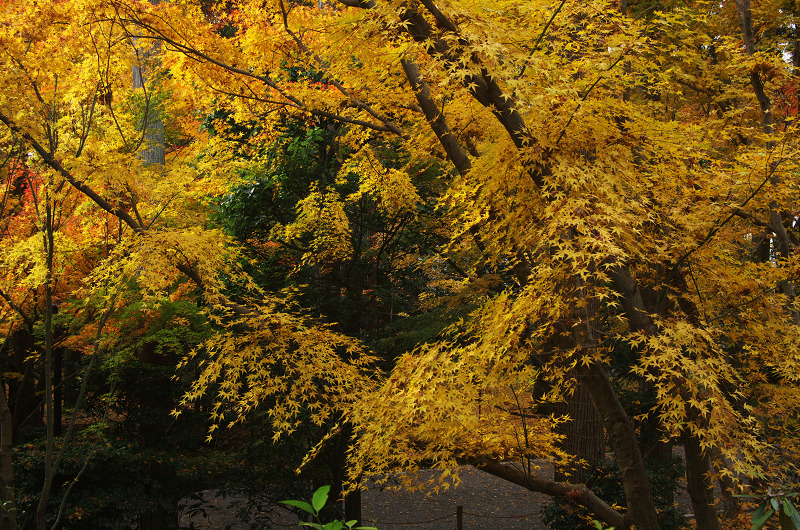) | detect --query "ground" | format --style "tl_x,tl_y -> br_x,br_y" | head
183,464 -> 550,529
